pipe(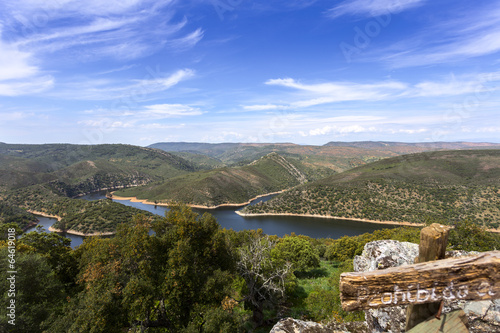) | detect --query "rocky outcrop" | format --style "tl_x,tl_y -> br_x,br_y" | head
269,240 -> 499,333
269,318 -> 339,333
269,317 -> 368,333
353,240 -> 499,333
353,240 -> 418,333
